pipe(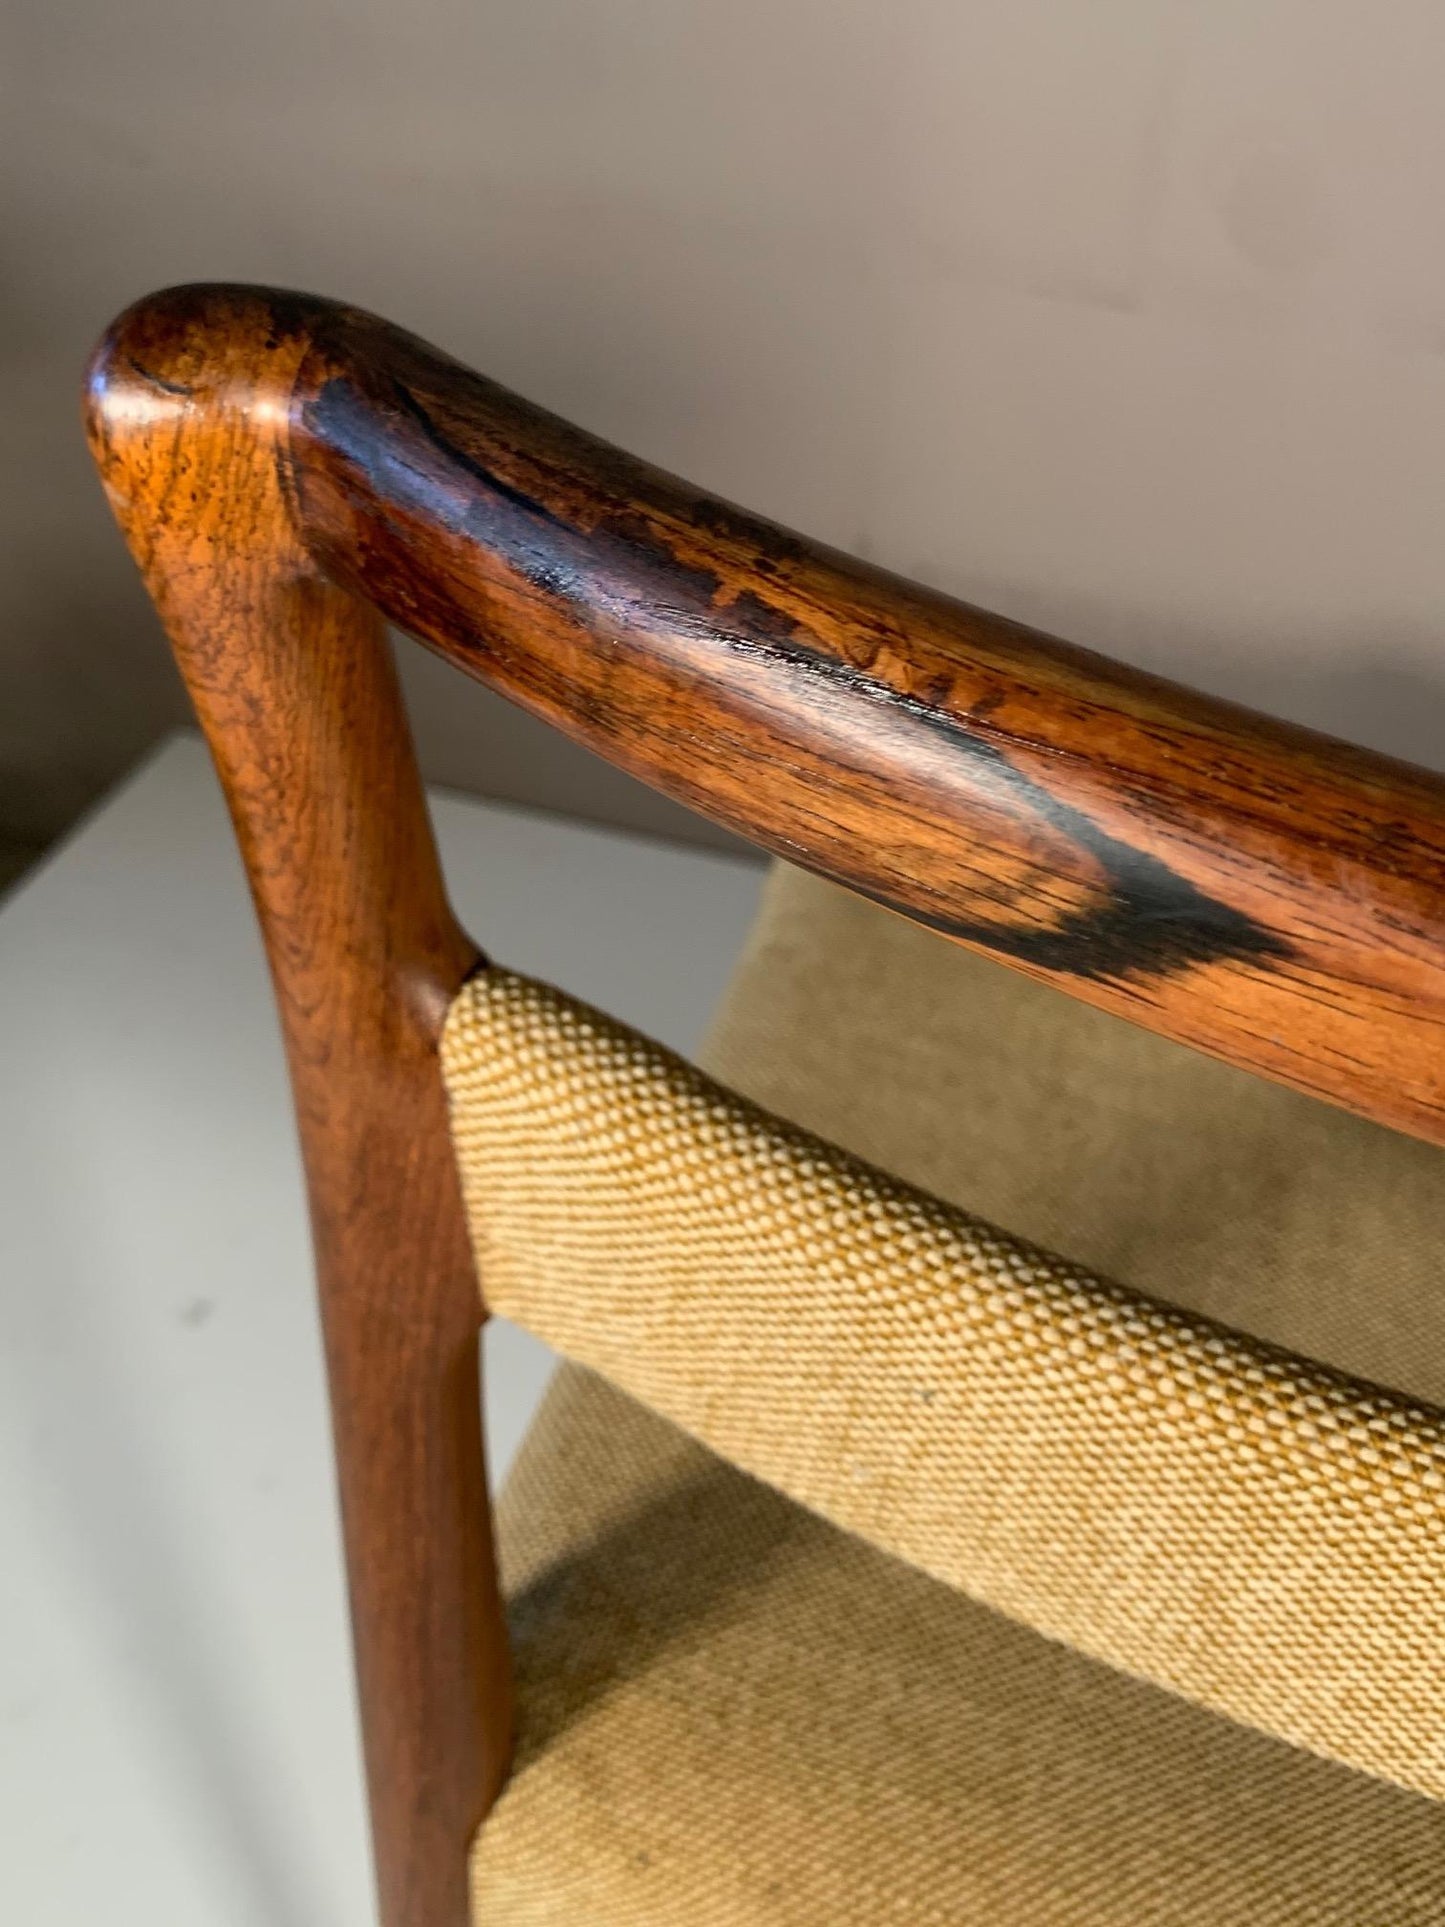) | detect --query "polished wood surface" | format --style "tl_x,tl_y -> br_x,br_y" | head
84,278 -> 1445,1926
94,282 -> 1445,1146
85,288 -> 512,1927
291,304 -> 1445,1147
